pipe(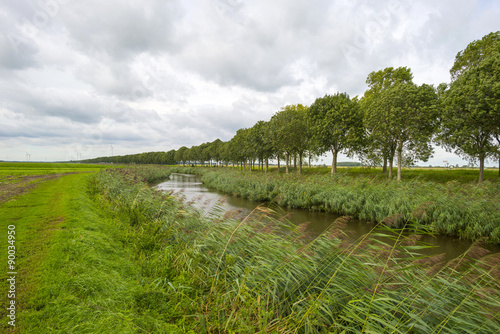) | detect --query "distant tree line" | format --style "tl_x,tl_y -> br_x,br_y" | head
83,32 -> 500,183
